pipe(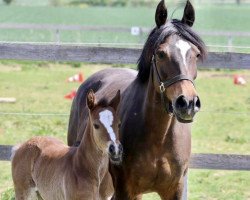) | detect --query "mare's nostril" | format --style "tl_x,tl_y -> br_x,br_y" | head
194,96 -> 201,112
175,95 -> 188,110
109,144 -> 115,155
